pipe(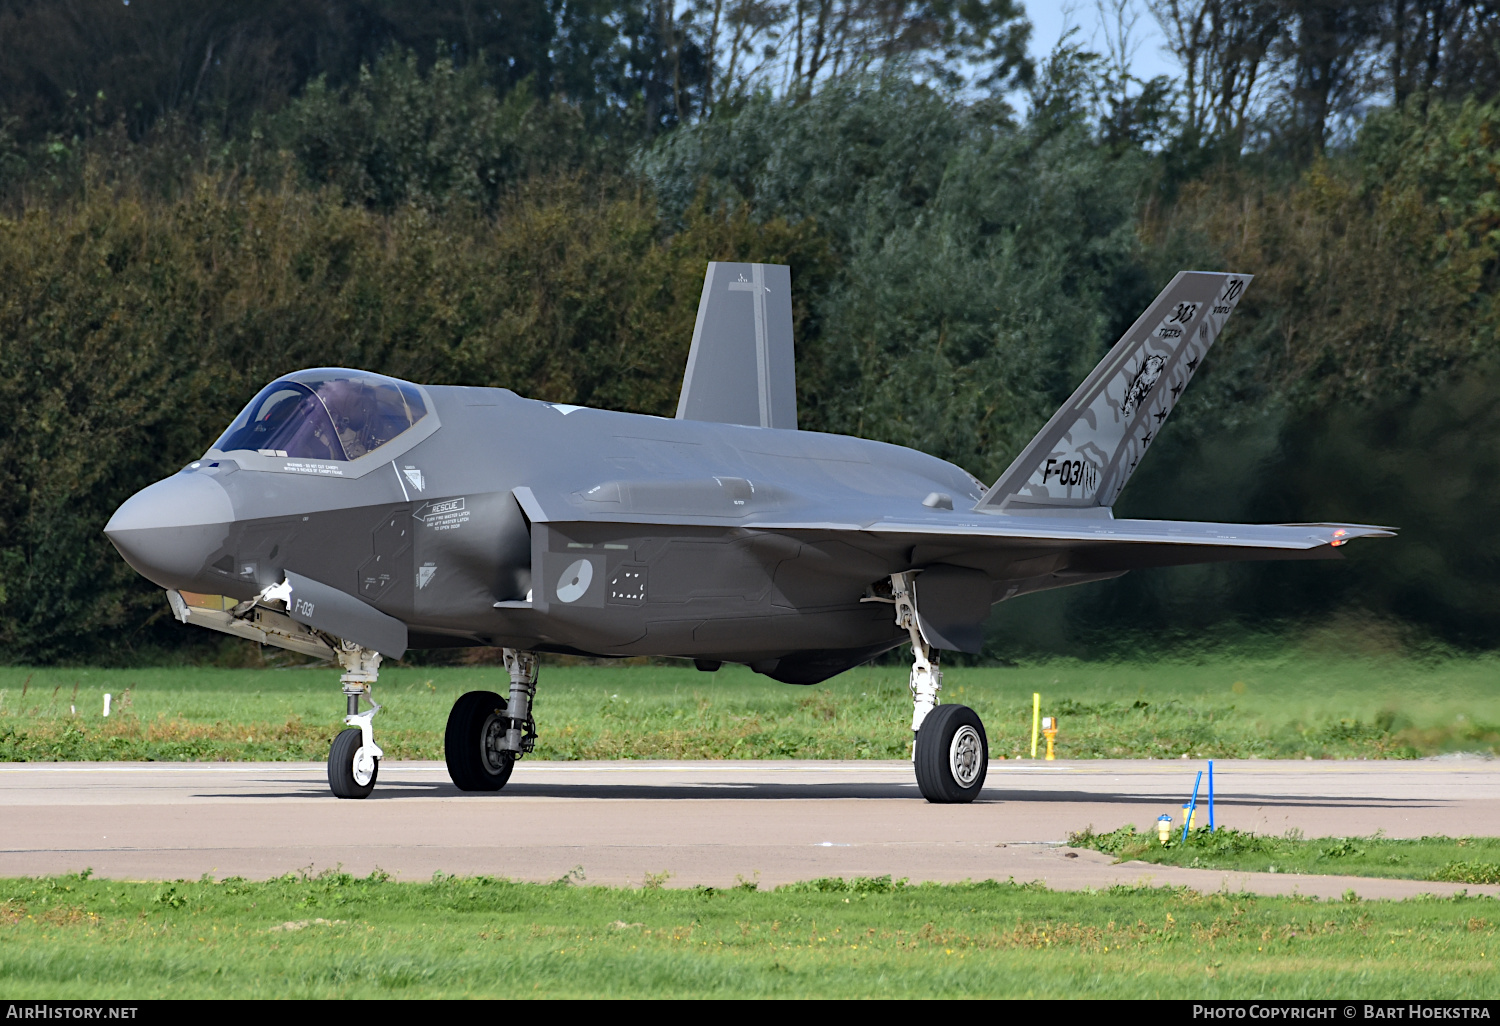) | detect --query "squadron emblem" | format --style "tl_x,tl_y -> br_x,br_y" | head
1121,355 -> 1166,420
